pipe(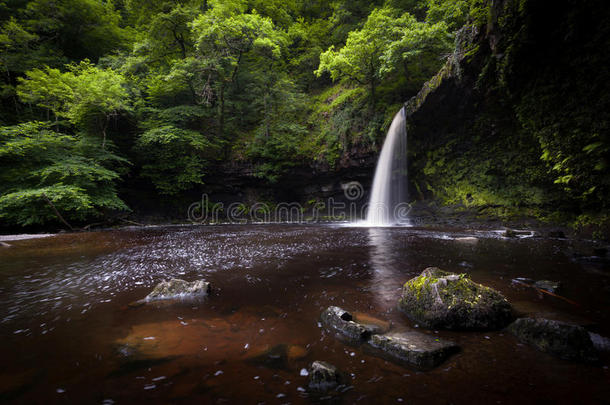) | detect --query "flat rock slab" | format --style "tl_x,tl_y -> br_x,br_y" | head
508,318 -> 598,362
367,332 -> 458,370
321,306 -> 375,342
